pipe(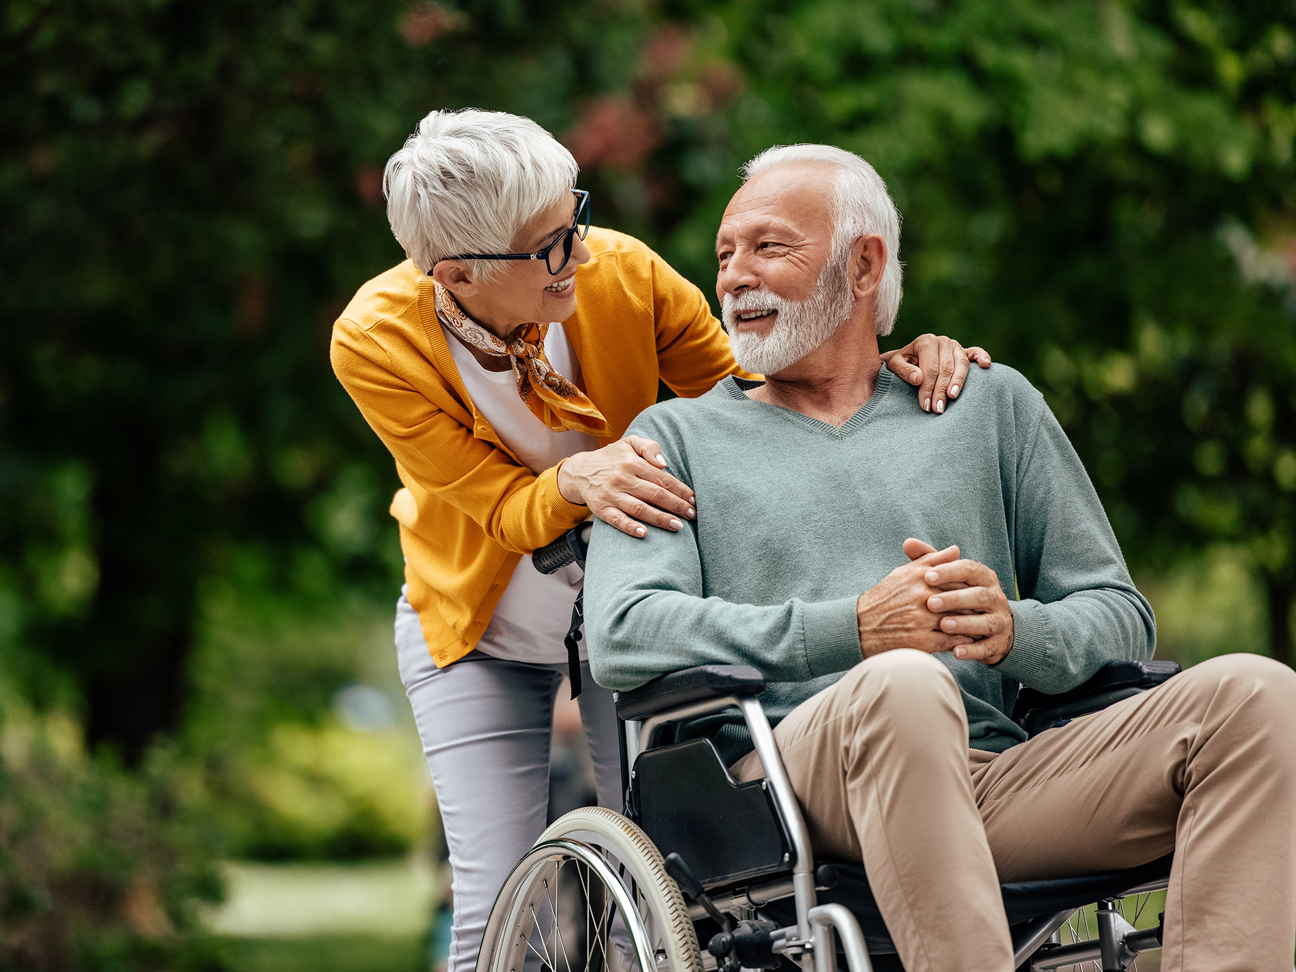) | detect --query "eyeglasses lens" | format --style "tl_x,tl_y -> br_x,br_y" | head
546,193 -> 591,275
